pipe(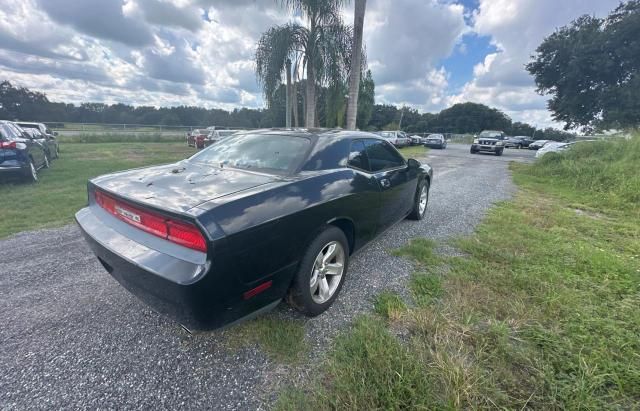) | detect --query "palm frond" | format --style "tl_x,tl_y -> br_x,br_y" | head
255,23 -> 309,105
